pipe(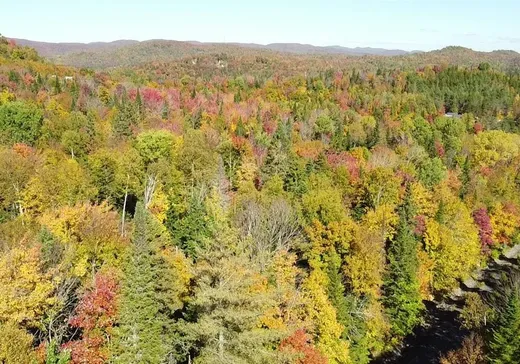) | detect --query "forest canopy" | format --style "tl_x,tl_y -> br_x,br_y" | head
1,34 -> 520,363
